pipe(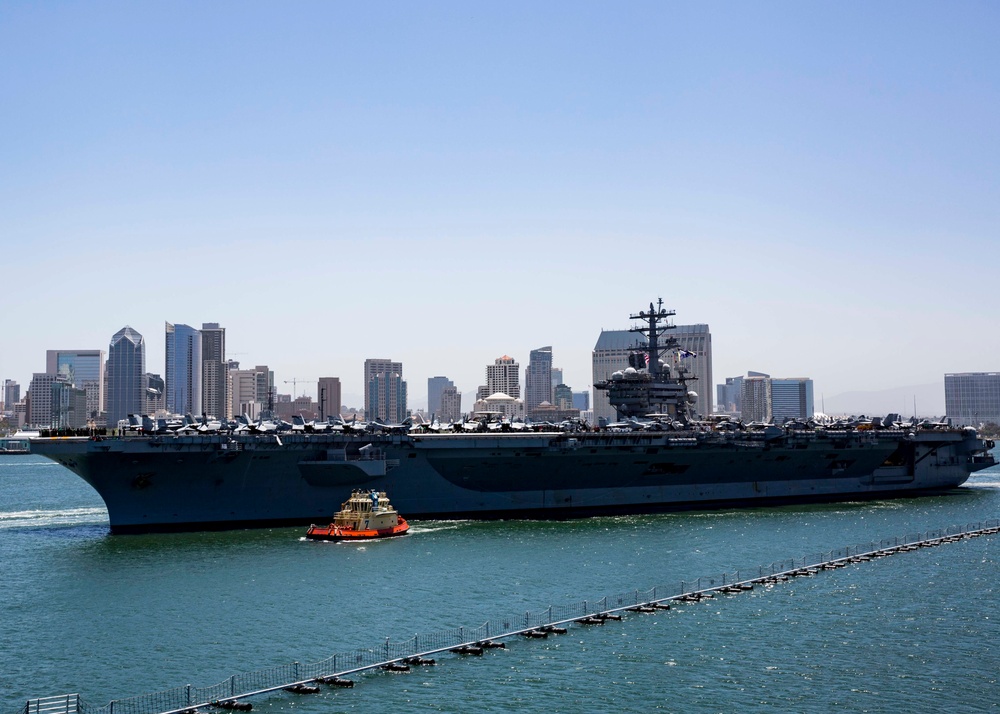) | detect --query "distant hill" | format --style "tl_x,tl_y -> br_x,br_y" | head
821,383 -> 944,419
